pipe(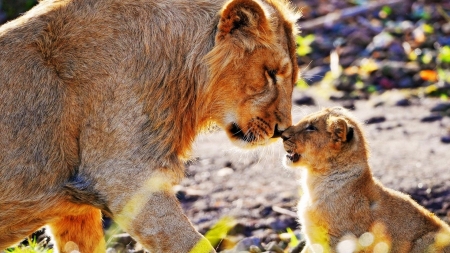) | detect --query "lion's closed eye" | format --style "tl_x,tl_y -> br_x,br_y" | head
265,69 -> 277,86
